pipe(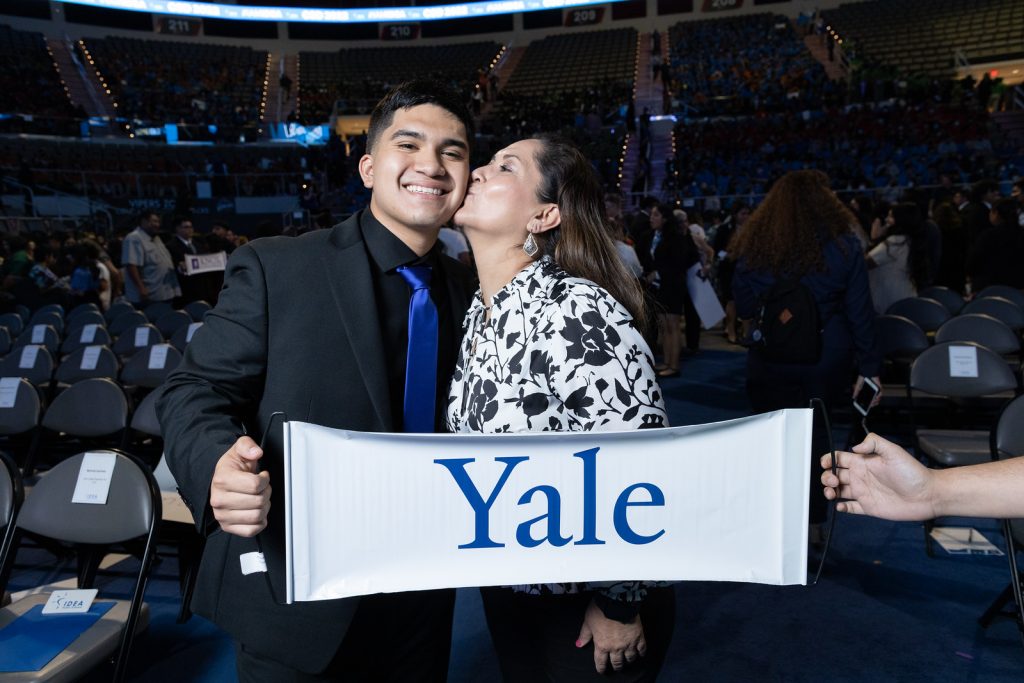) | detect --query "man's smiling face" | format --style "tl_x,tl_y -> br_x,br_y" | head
360,104 -> 470,243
